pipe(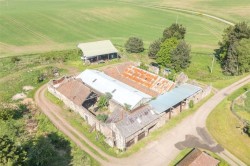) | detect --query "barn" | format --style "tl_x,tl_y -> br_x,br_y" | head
78,40 -> 118,63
